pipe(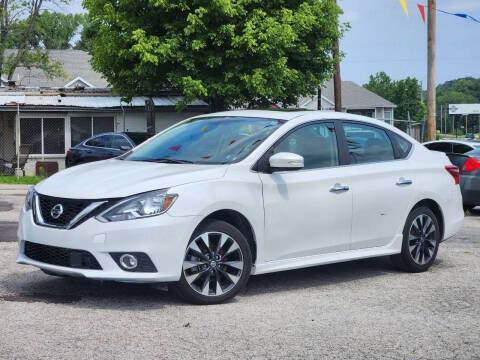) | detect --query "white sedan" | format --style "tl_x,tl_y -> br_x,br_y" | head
17,110 -> 464,304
